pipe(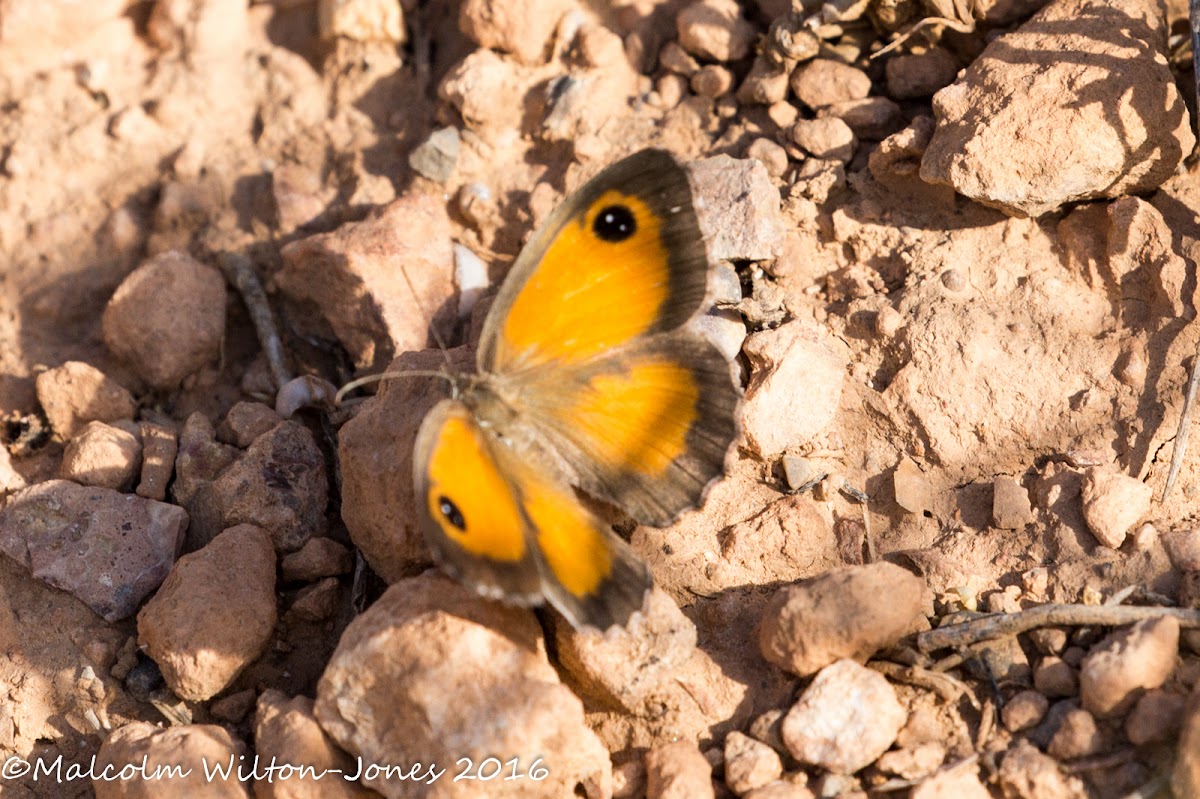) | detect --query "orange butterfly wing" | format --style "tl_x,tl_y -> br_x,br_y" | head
413,399 -> 652,629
